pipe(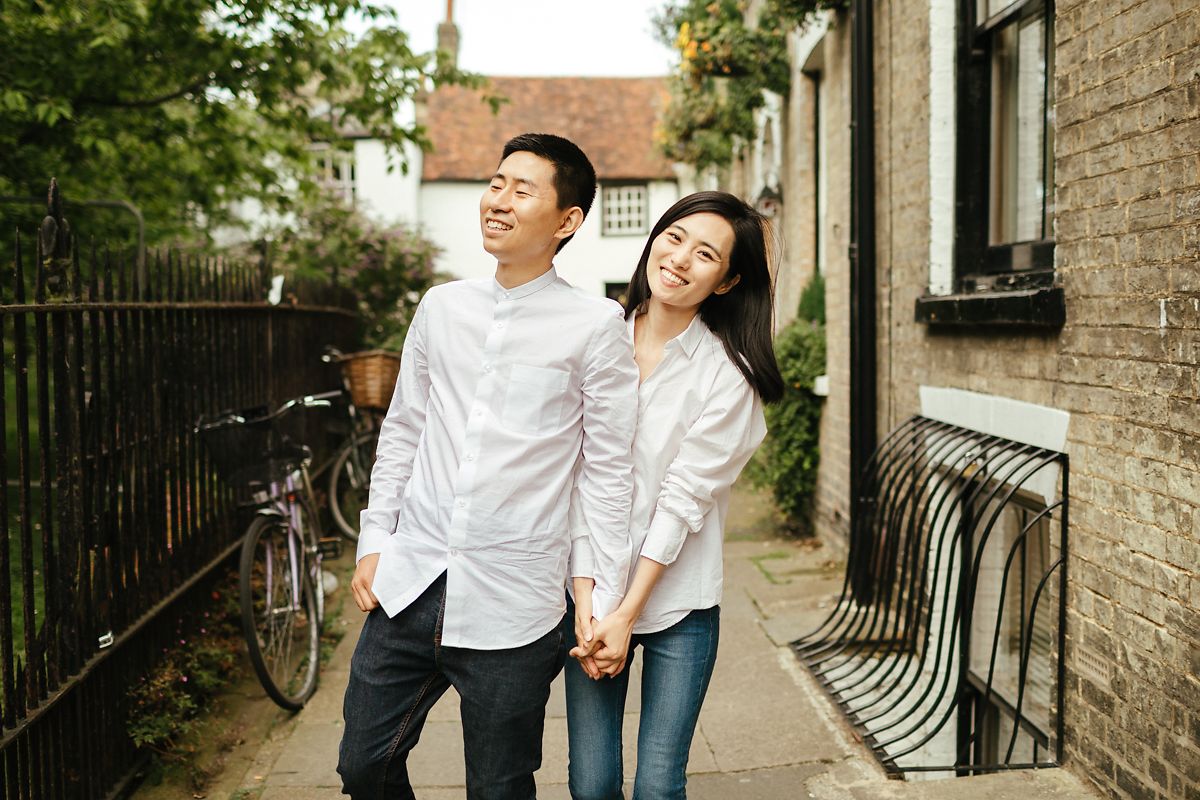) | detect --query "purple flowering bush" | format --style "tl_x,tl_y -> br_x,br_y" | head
272,190 -> 441,349
126,588 -> 241,752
